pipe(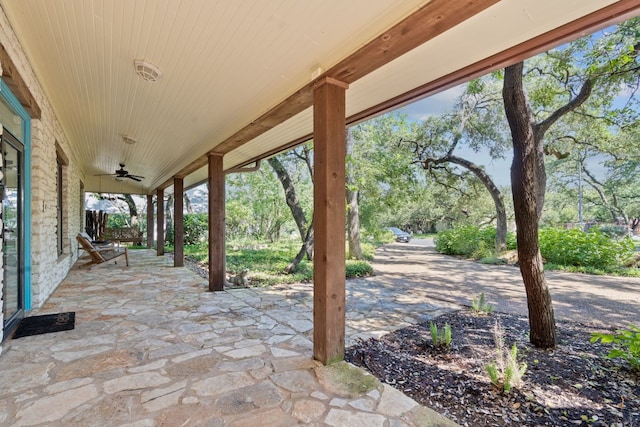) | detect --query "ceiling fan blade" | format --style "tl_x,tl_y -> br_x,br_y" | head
127,175 -> 142,182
